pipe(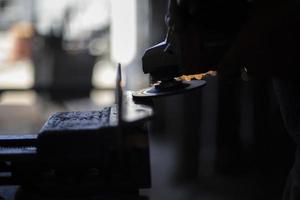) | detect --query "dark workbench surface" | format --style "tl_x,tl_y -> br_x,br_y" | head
0,89 -> 289,200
